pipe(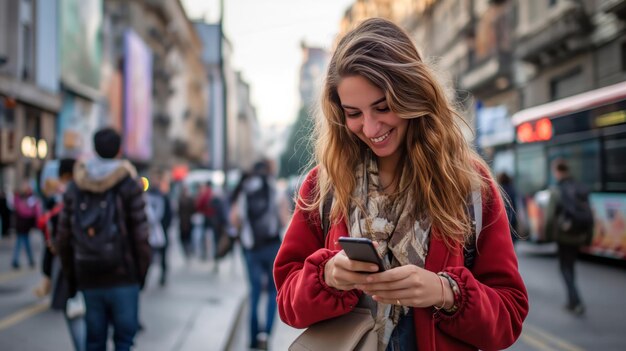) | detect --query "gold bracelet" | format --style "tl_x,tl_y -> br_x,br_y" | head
433,275 -> 446,310
437,272 -> 460,313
